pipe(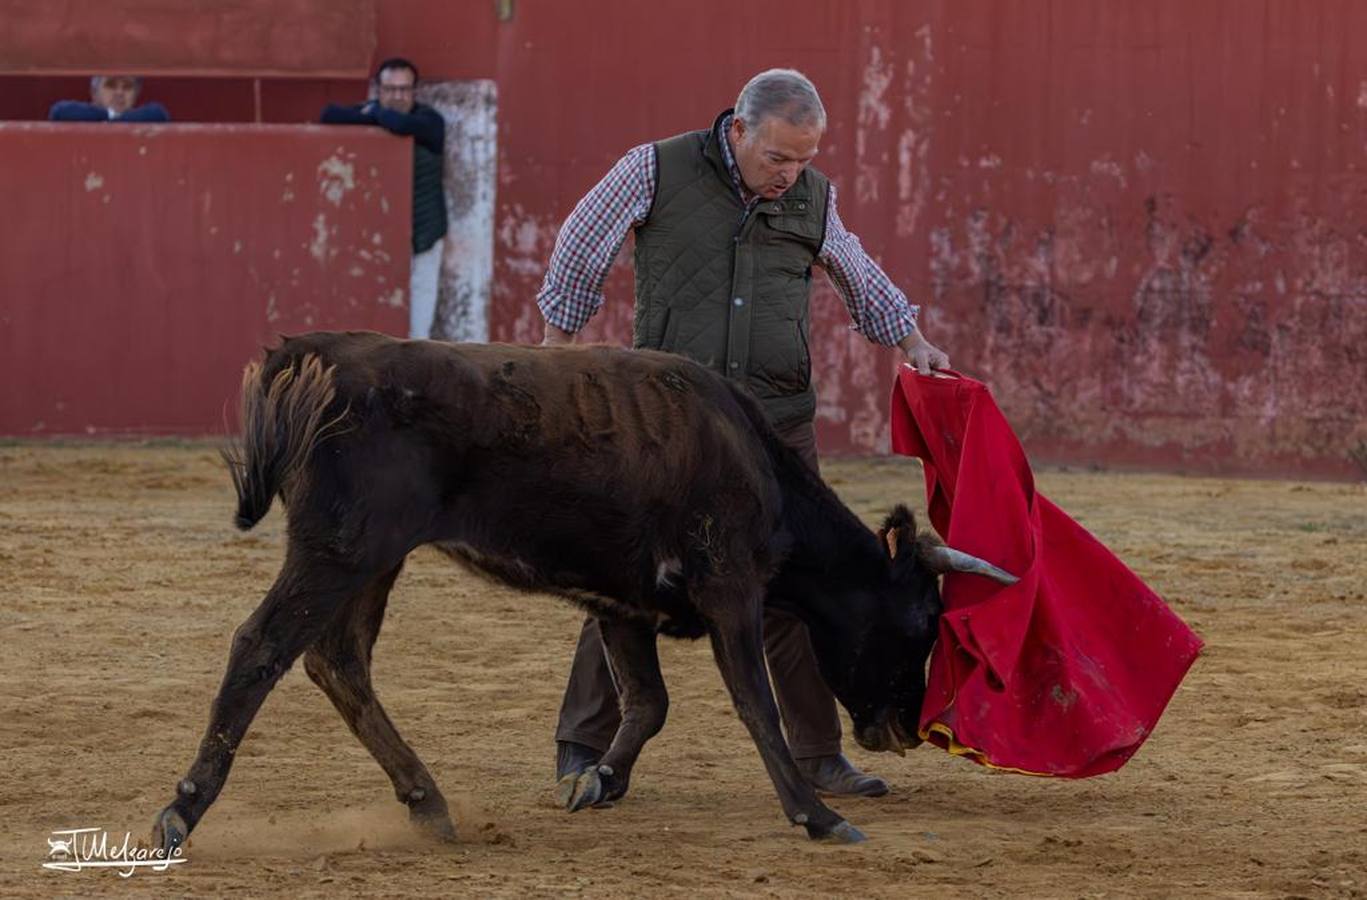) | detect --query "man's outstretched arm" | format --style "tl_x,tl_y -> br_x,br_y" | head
372,105 -> 445,155
49,101 -> 109,122
319,103 -> 376,126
